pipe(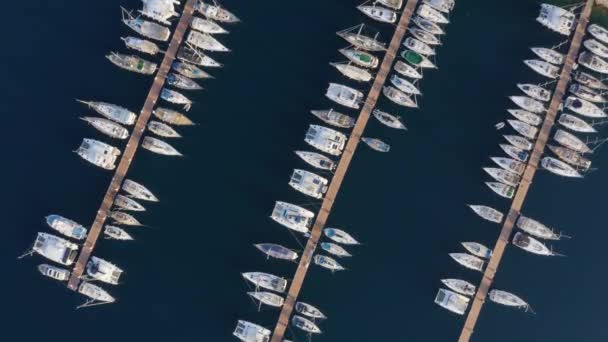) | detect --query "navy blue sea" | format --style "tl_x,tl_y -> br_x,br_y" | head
2,0 -> 608,341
